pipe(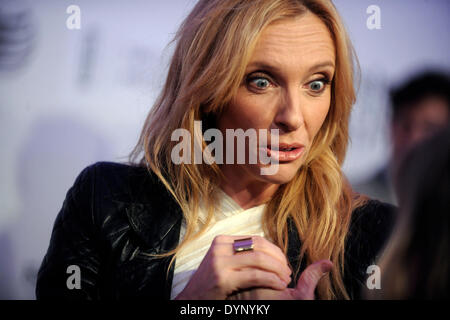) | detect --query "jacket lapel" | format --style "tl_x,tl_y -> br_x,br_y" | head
111,166 -> 183,252
125,202 -> 182,253
110,166 -> 183,299
286,217 -> 305,286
